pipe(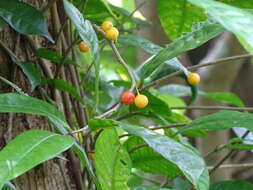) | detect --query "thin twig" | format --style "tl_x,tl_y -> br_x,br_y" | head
93,24 -> 137,91
170,106 -> 253,111
208,163 -> 253,170
54,37 -> 80,78
143,54 -> 253,89
129,144 -> 148,154
210,130 -> 250,175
